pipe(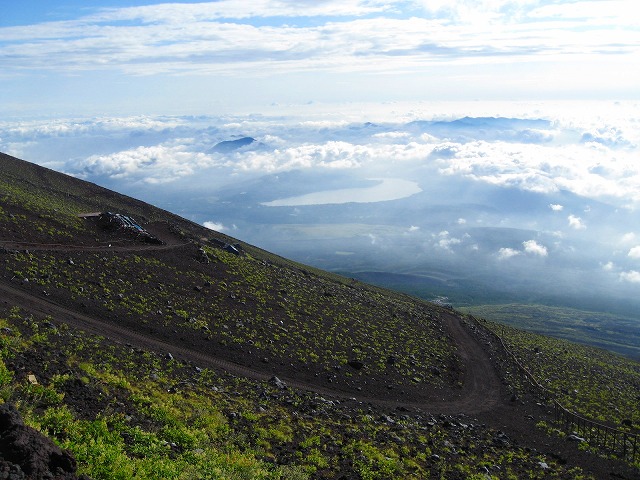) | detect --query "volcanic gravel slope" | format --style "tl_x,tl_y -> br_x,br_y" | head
1,151 -> 638,478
